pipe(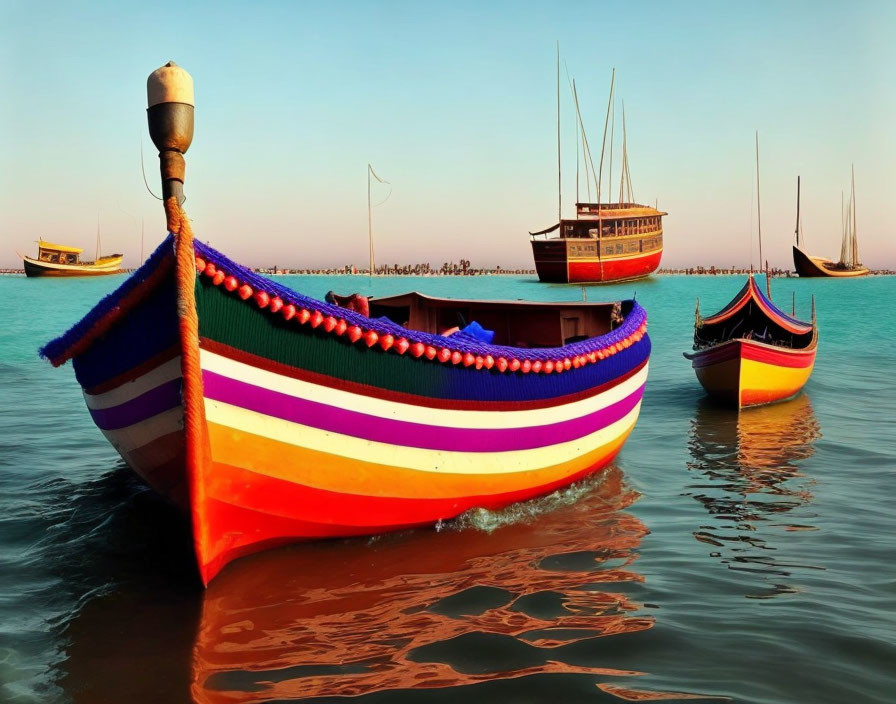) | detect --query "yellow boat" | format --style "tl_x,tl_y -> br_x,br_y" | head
22,240 -> 123,277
